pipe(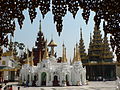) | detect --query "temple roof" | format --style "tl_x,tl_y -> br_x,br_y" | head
48,39 -> 57,47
